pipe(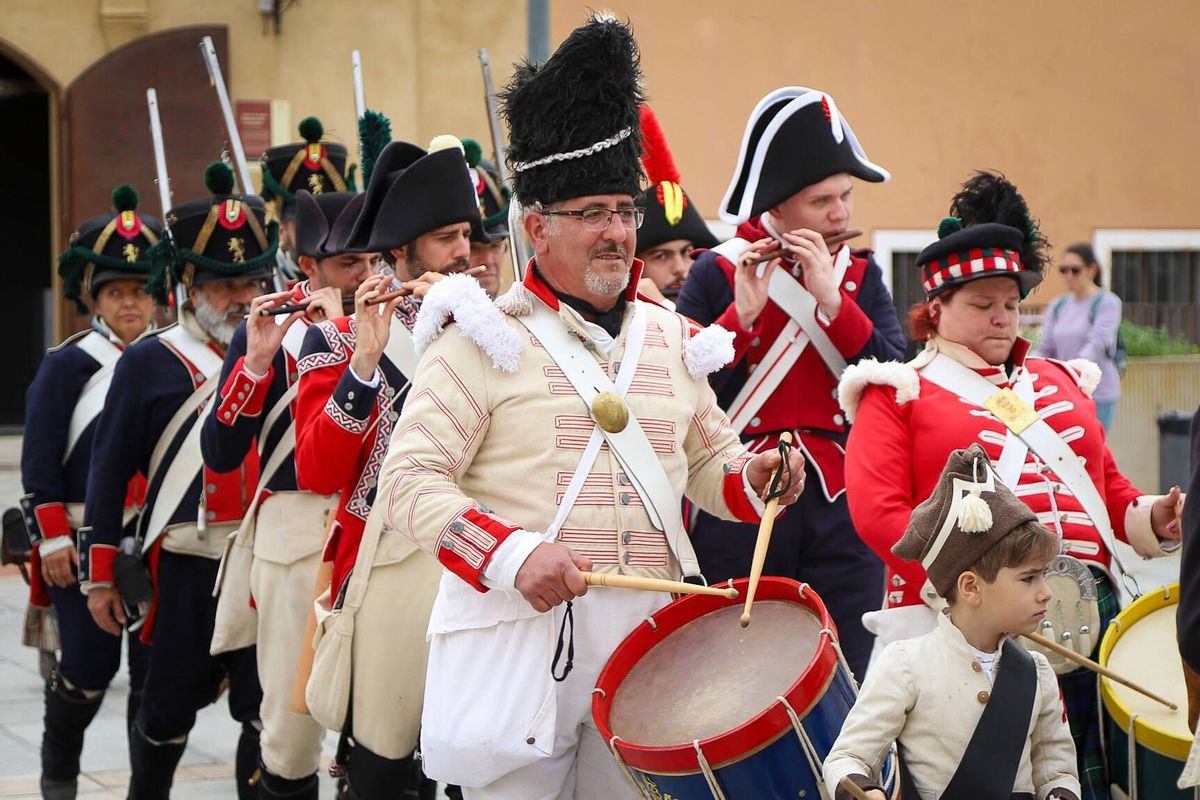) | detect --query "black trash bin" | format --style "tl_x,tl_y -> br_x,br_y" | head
1157,411 -> 1193,493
